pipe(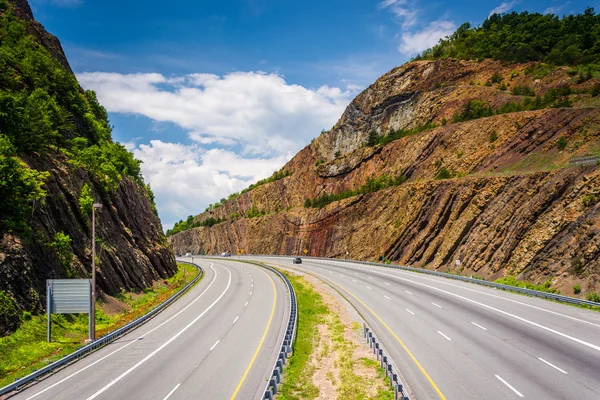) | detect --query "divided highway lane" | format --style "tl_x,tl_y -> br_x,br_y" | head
10,259 -> 289,400
252,256 -> 600,400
